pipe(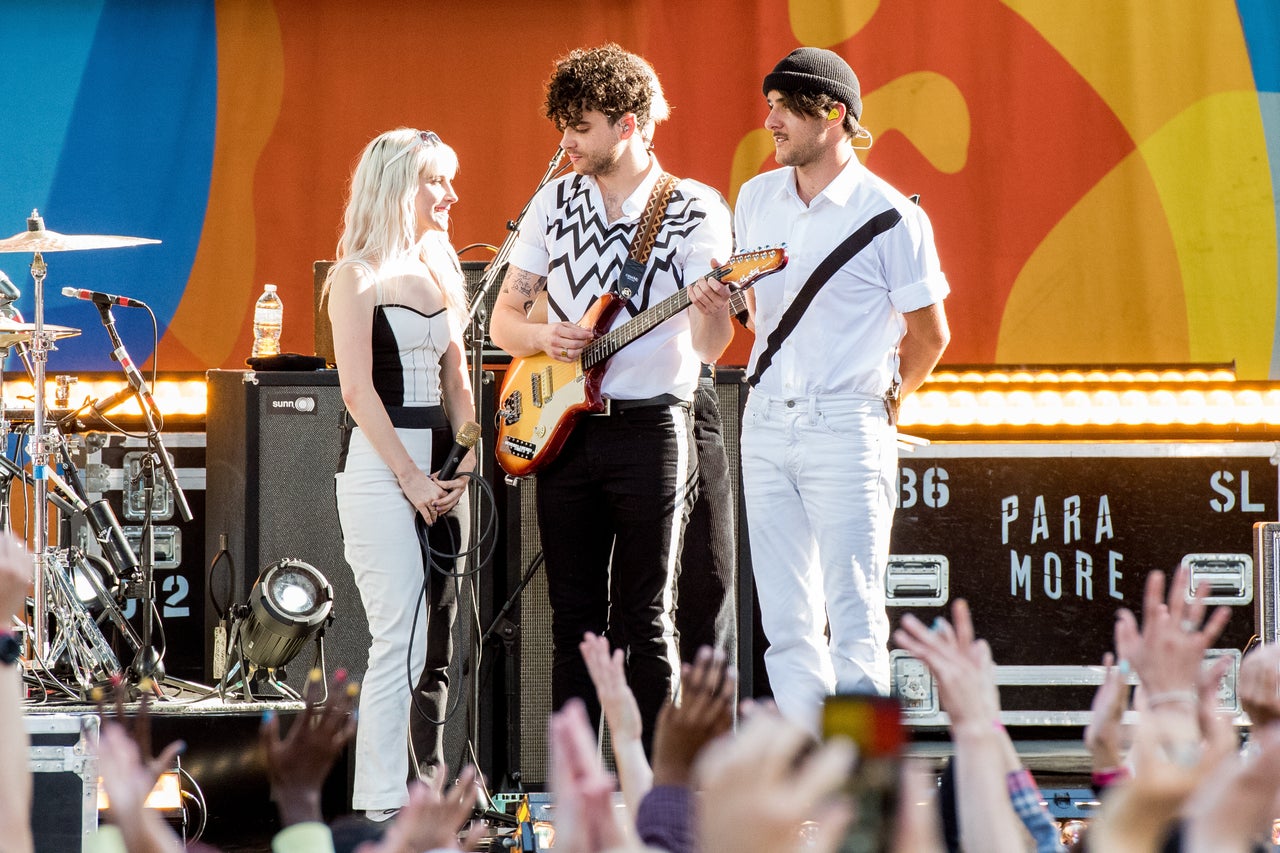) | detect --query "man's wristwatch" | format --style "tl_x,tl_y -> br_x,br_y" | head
0,632 -> 21,666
